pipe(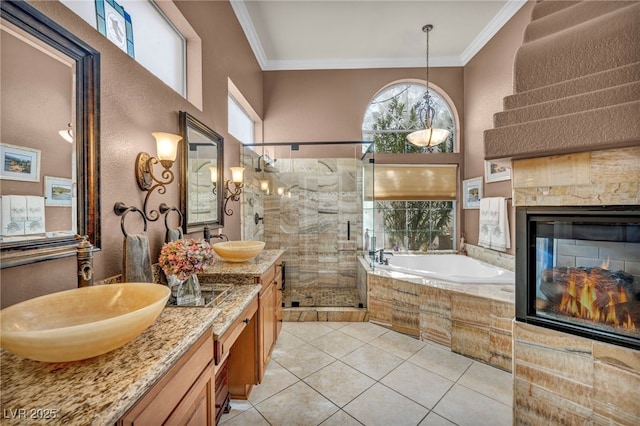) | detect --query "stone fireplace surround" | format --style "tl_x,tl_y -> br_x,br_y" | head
483,1 -> 640,424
